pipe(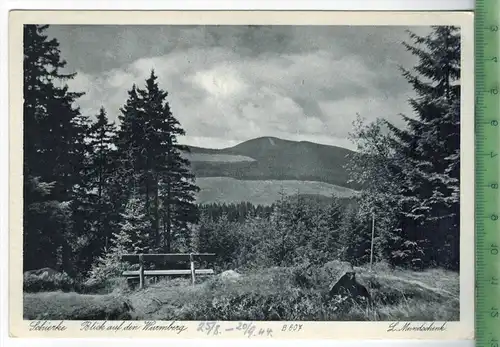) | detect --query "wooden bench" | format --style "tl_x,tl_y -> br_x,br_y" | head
121,253 -> 216,289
